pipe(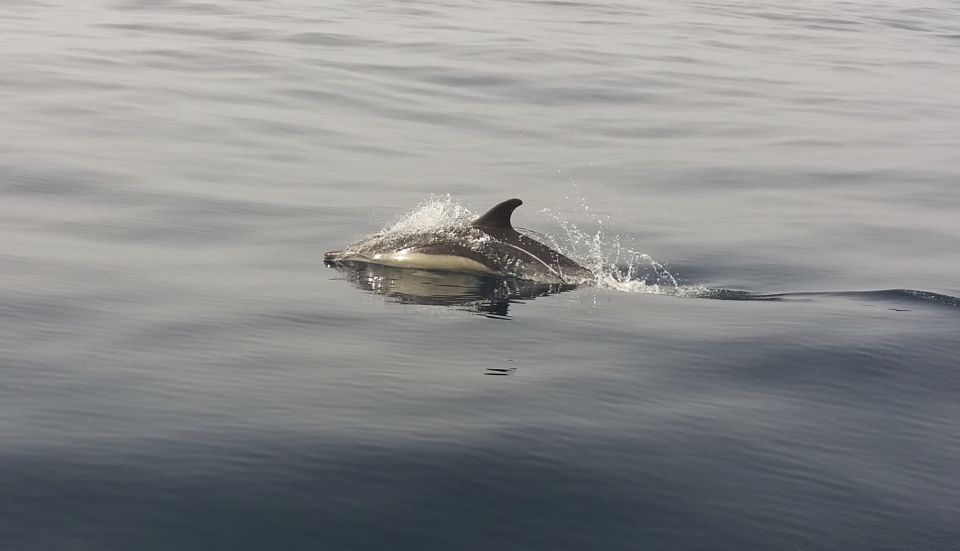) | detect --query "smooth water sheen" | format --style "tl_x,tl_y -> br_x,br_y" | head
2,1 -> 959,550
